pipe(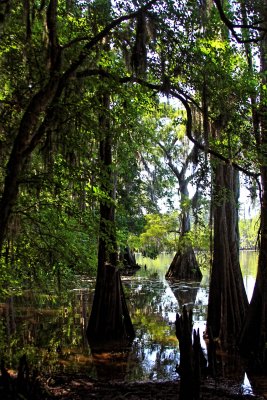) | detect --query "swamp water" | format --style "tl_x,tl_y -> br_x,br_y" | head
0,251 -> 261,394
